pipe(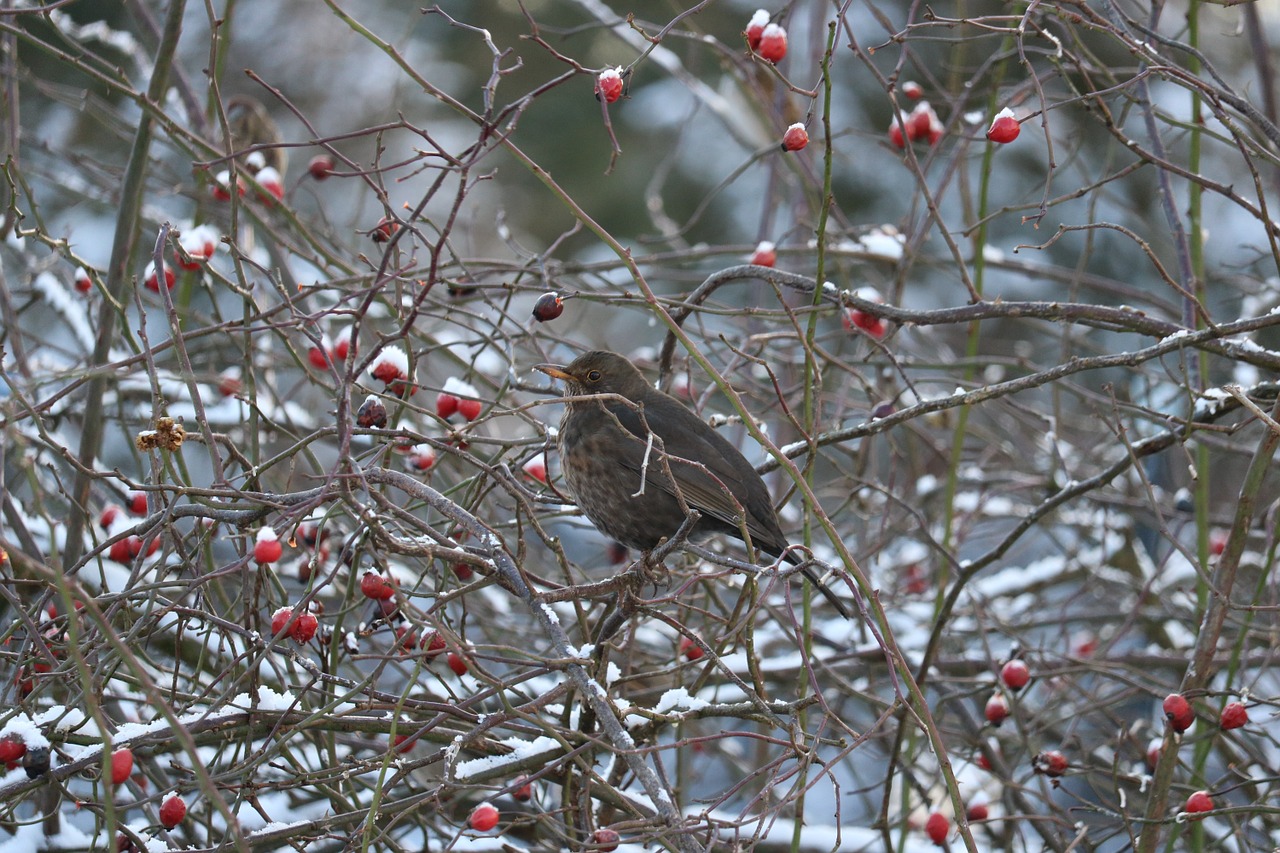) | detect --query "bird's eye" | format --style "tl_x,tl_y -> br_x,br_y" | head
587,370 -> 601,382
